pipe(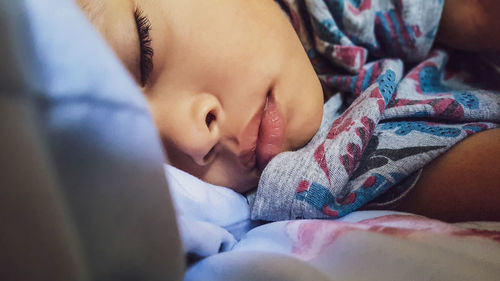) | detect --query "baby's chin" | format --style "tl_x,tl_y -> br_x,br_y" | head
210,168 -> 261,194
229,178 -> 259,194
